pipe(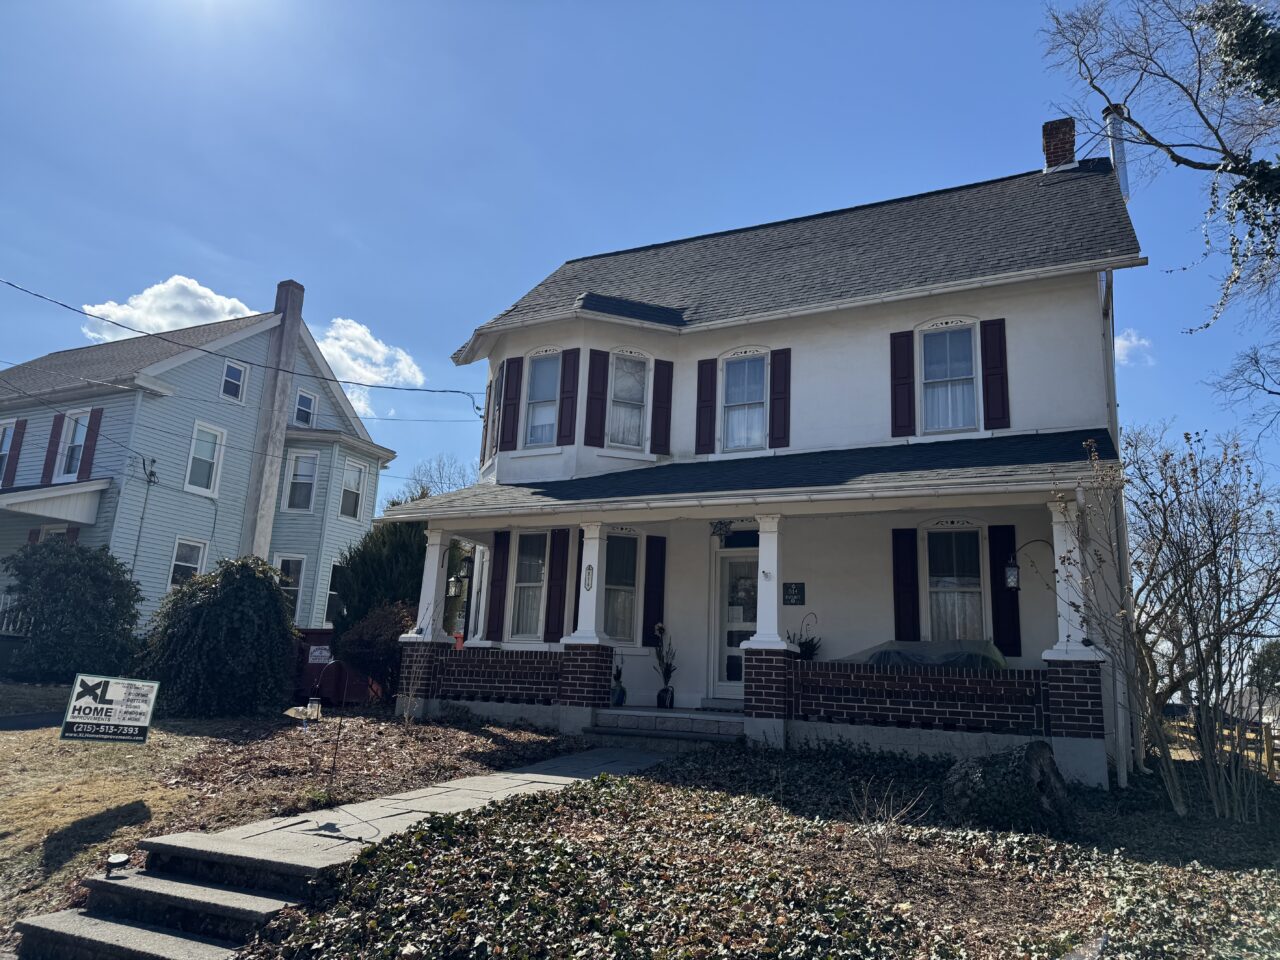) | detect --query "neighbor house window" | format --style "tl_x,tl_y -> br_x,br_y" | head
0,420 -> 13,481
608,355 -> 647,448
927,529 -> 983,642
723,354 -> 767,451
295,389 -> 317,427
221,360 -> 247,402
922,326 -> 977,432
325,563 -> 344,626
283,452 -> 318,511
603,535 -> 638,642
184,422 -> 225,496
38,524 -> 69,543
524,353 -> 560,447
339,459 -> 364,519
510,532 -> 548,638
275,555 -> 305,620
170,538 -> 206,589
56,410 -> 90,480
